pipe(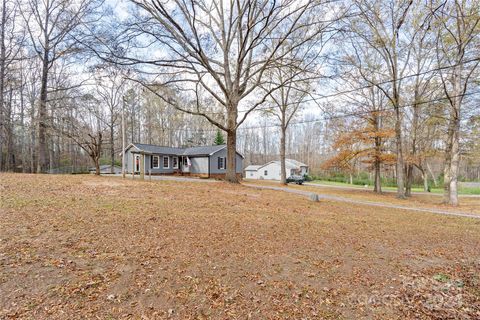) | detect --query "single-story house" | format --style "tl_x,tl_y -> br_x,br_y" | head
245,159 -> 308,180
122,143 -> 244,179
